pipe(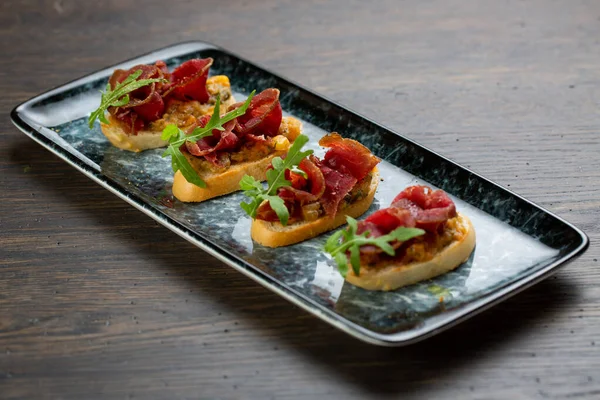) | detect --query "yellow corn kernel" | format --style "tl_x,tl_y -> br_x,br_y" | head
206,75 -> 231,87
273,135 -> 290,151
